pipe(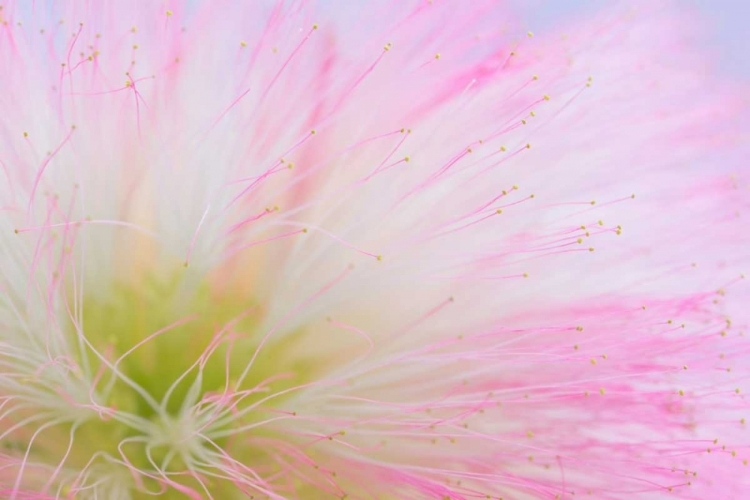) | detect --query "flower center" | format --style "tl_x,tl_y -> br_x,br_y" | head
79,274 -> 257,418
58,269 -> 315,497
